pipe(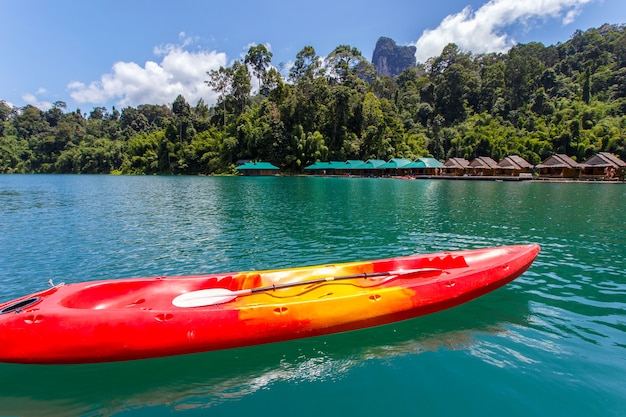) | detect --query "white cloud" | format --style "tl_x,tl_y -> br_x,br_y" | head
22,92 -> 52,111
411,0 -> 594,63
69,40 -> 227,108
